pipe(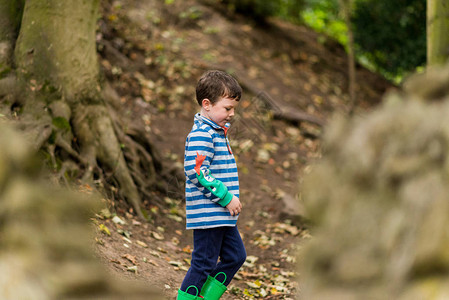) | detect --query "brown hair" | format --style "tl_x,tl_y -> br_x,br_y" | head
195,70 -> 242,106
